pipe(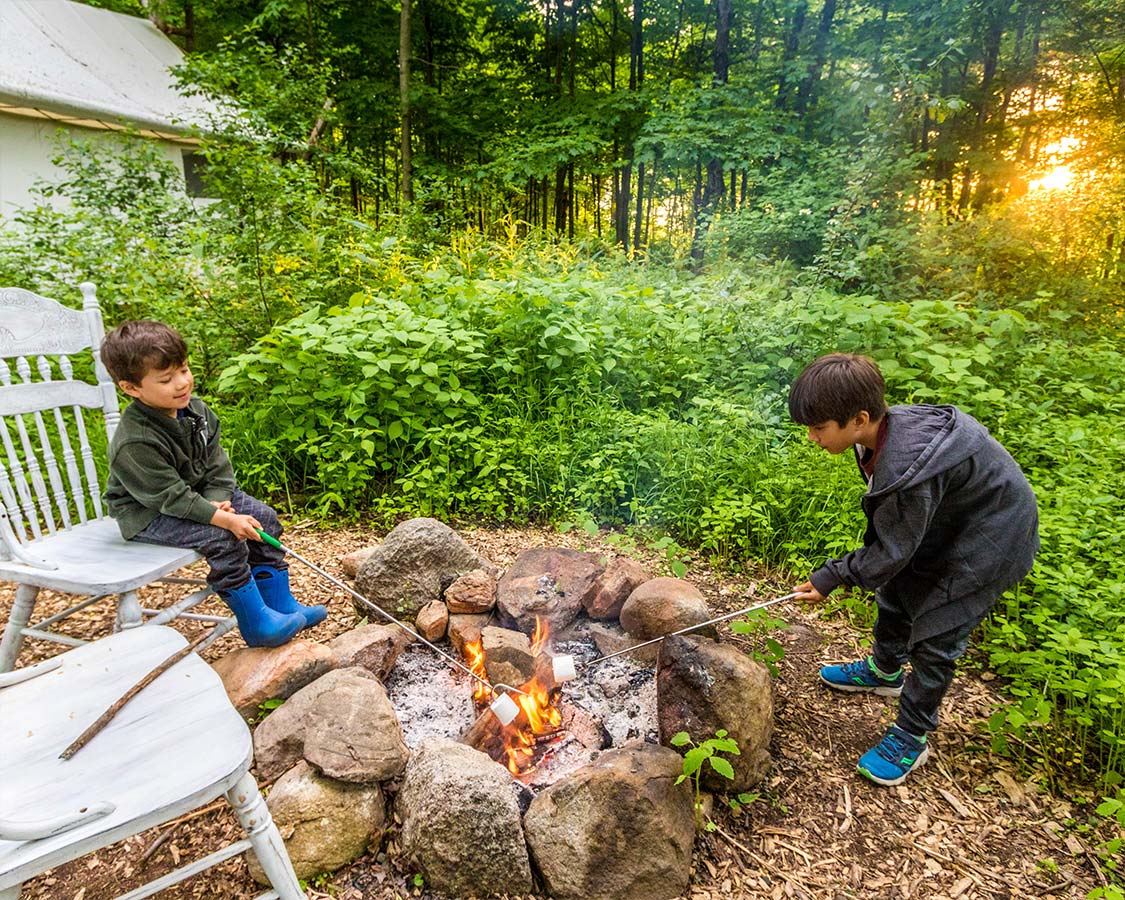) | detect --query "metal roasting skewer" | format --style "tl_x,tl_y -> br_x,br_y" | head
567,592 -> 800,675
256,529 -> 529,702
